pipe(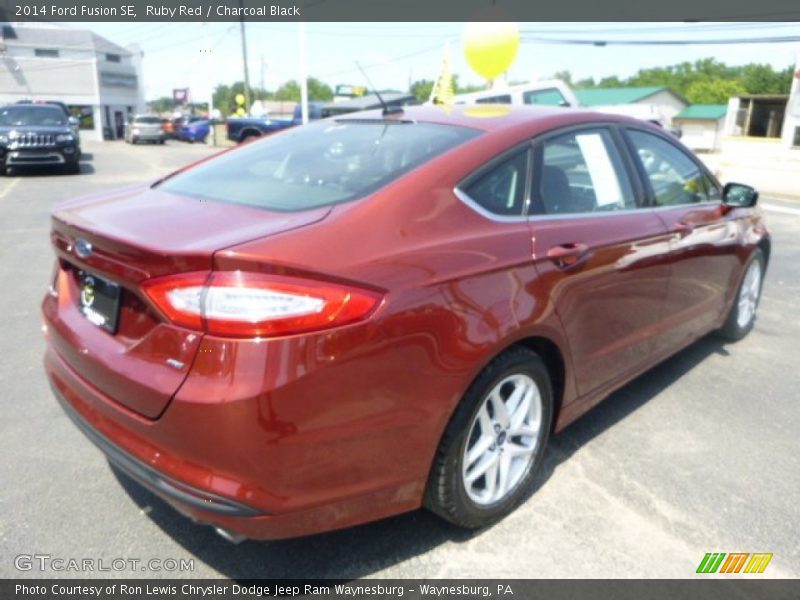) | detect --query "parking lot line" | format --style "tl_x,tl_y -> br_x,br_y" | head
762,203 -> 800,216
0,179 -> 20,199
